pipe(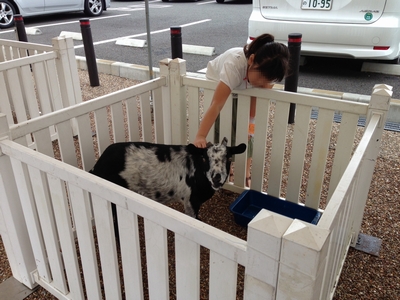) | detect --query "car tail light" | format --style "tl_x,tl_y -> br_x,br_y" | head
373,46 -> 390,50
